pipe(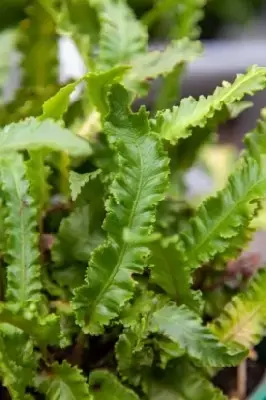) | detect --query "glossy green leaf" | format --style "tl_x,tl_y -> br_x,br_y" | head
150,304 -> 247,367
175,155 -> 266,271
73,84 -> 169,334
